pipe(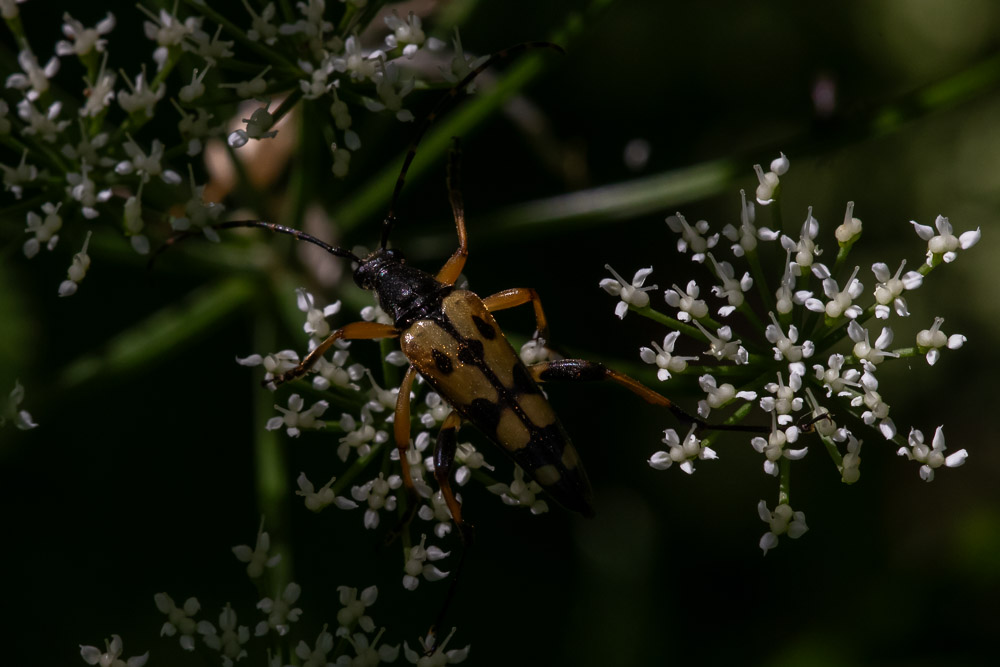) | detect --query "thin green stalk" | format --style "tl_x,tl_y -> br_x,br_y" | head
770,191 -> 785,233
818,431 -> 843,468
330,439 -> 389,497
778,456 -> 791,506
630,304 -> 704,342
482,158 -> 738,234
1,126 -> 70,174
745,247 -> 776,321
699,400 -> 760,450
736,300 -> 767,335
252,308 -> 294,586
58,276 -> 256,390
